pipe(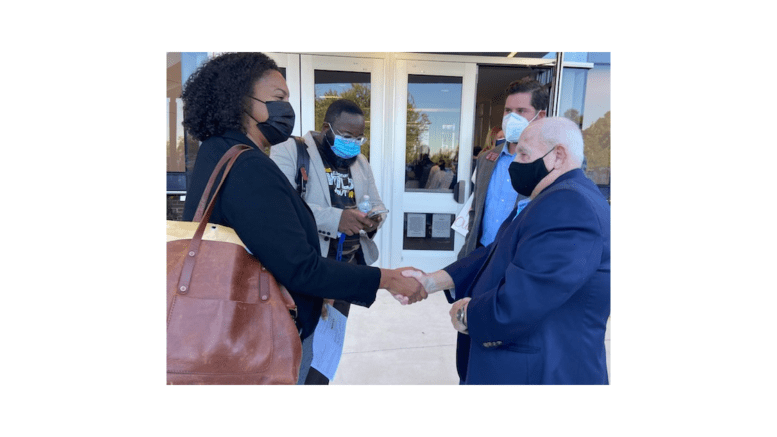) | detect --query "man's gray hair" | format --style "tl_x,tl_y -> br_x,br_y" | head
539,117 -> 585,166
